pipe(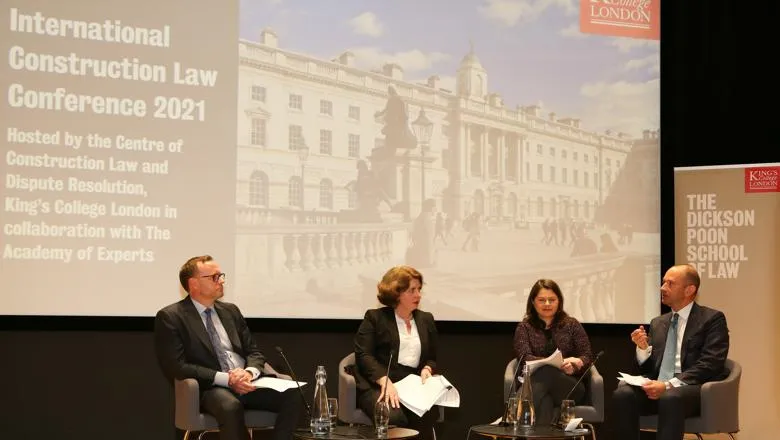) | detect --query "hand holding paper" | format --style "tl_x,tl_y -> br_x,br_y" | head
393,374 -> 460,417
617,372 -> 650,386
525,349 -> 564,374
